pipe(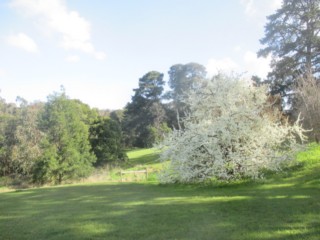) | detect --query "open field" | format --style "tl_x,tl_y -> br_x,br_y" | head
0,146 -> 319,240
